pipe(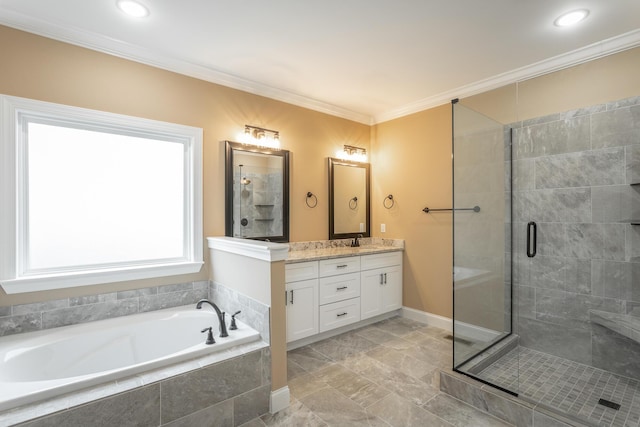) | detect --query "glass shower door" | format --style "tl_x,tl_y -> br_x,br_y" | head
452,101 -> 517,394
